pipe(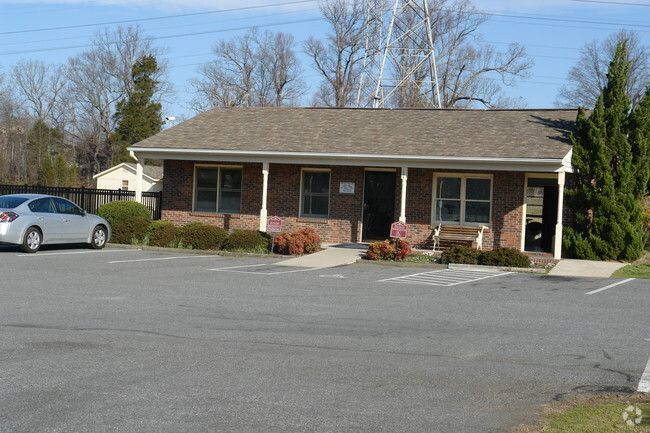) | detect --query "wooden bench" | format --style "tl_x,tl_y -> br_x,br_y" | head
432,224 -> 488,251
